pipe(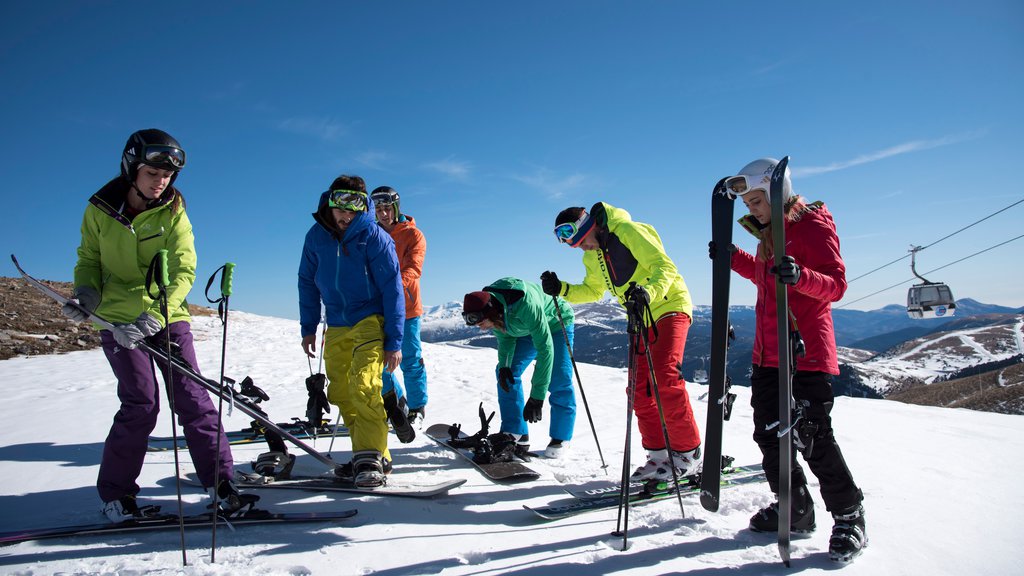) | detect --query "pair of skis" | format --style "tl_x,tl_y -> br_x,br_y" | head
700,158 -> 796,565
